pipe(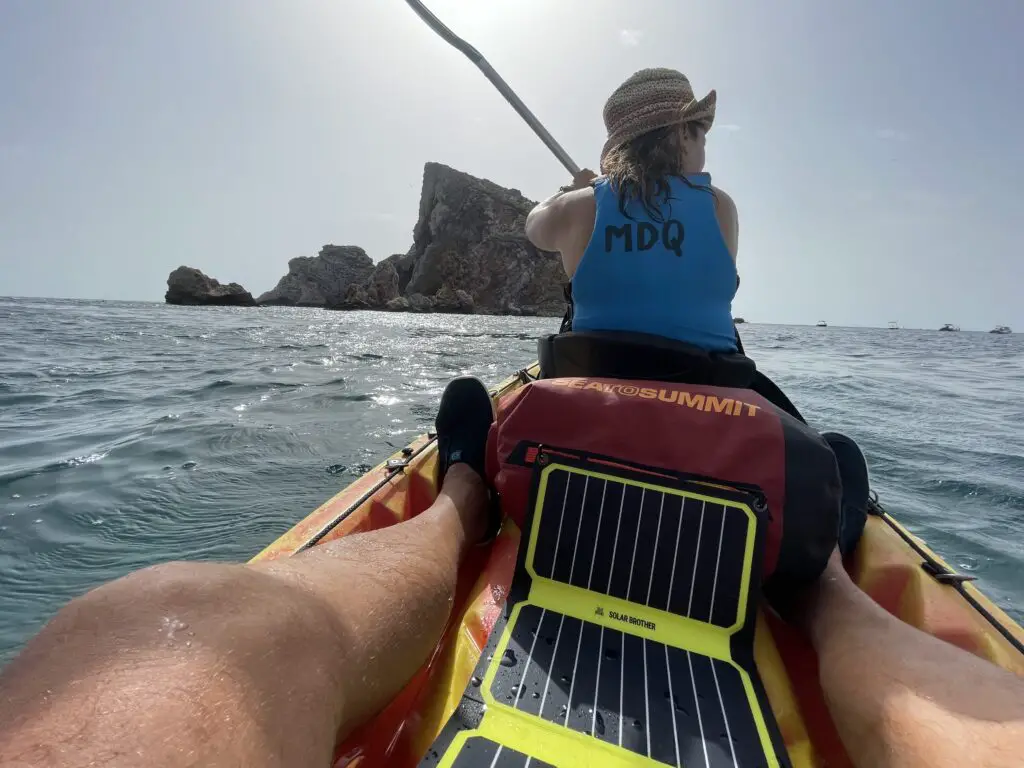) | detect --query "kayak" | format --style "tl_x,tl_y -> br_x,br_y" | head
251,362 -> 1024,768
